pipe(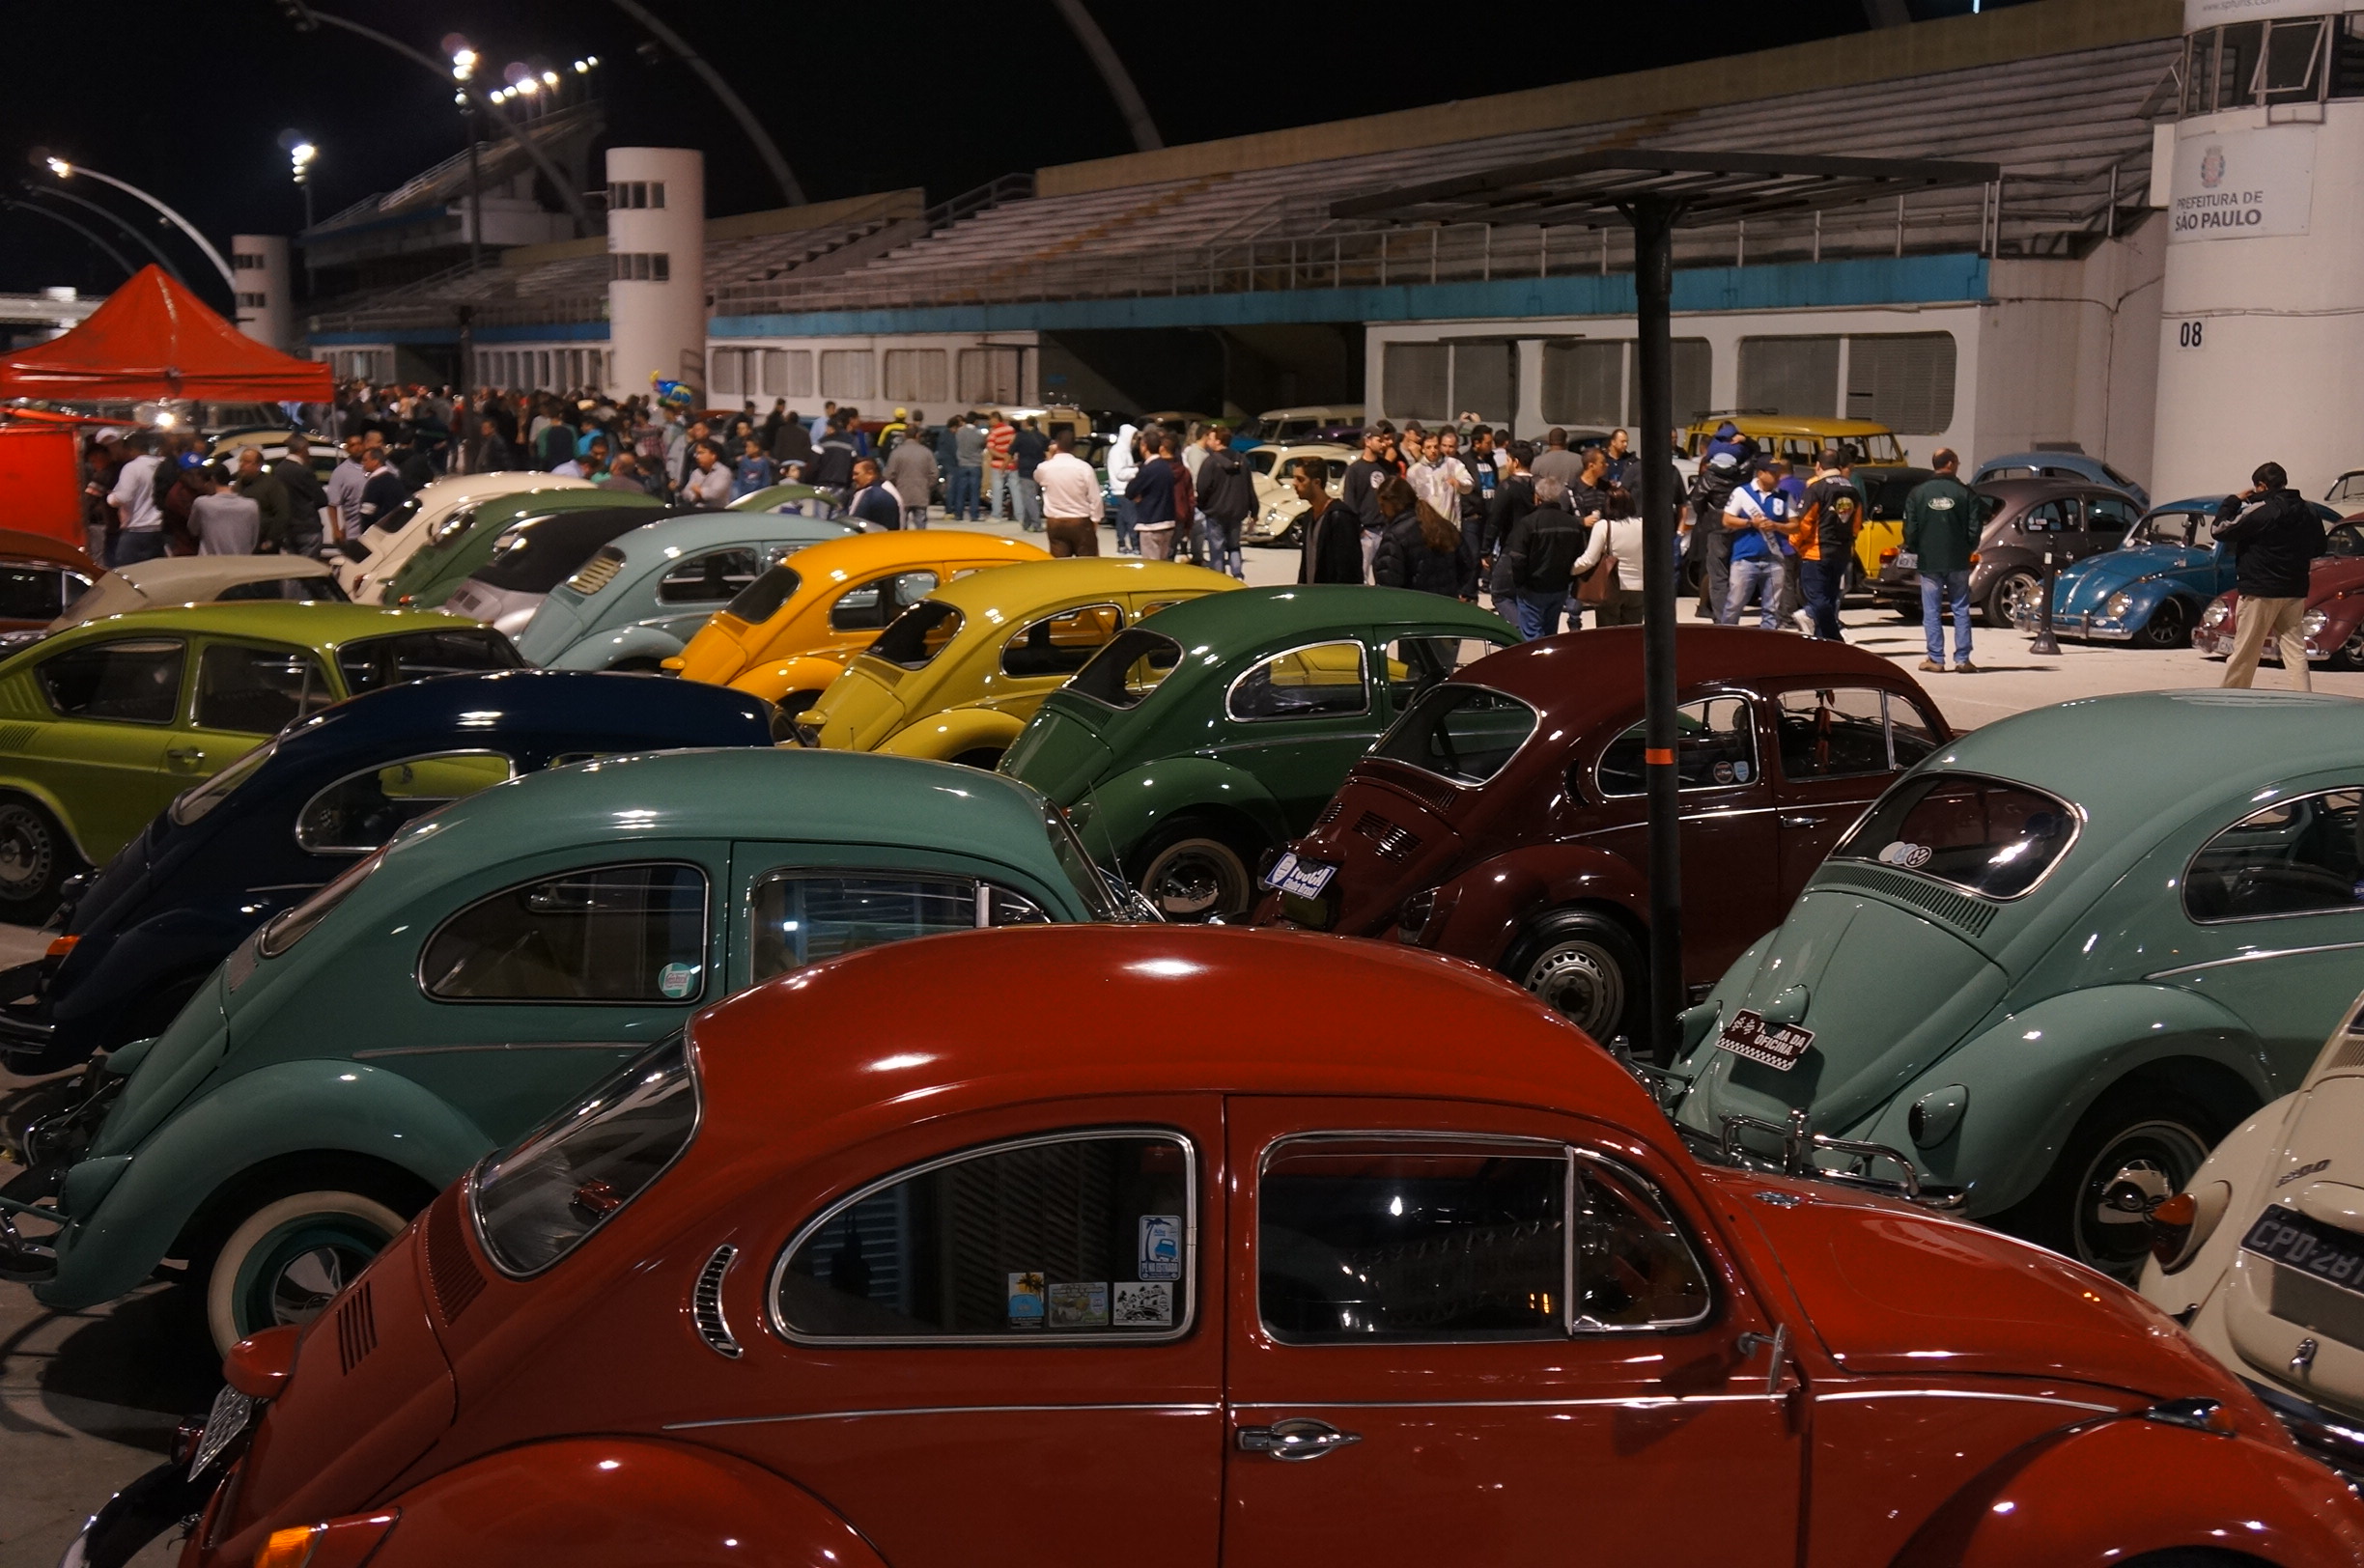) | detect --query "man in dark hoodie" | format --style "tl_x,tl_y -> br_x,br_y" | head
1688,420 -> 1753,622
1490,474 -> 1589,639
1194,432 -> 1257,579
2217,461 -> 2329,689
